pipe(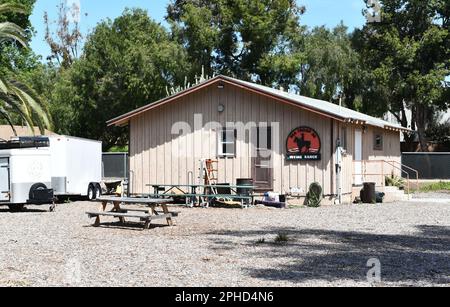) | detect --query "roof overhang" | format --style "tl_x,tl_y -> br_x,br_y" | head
345,118 -> 411,132
107,75 -> 411,133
